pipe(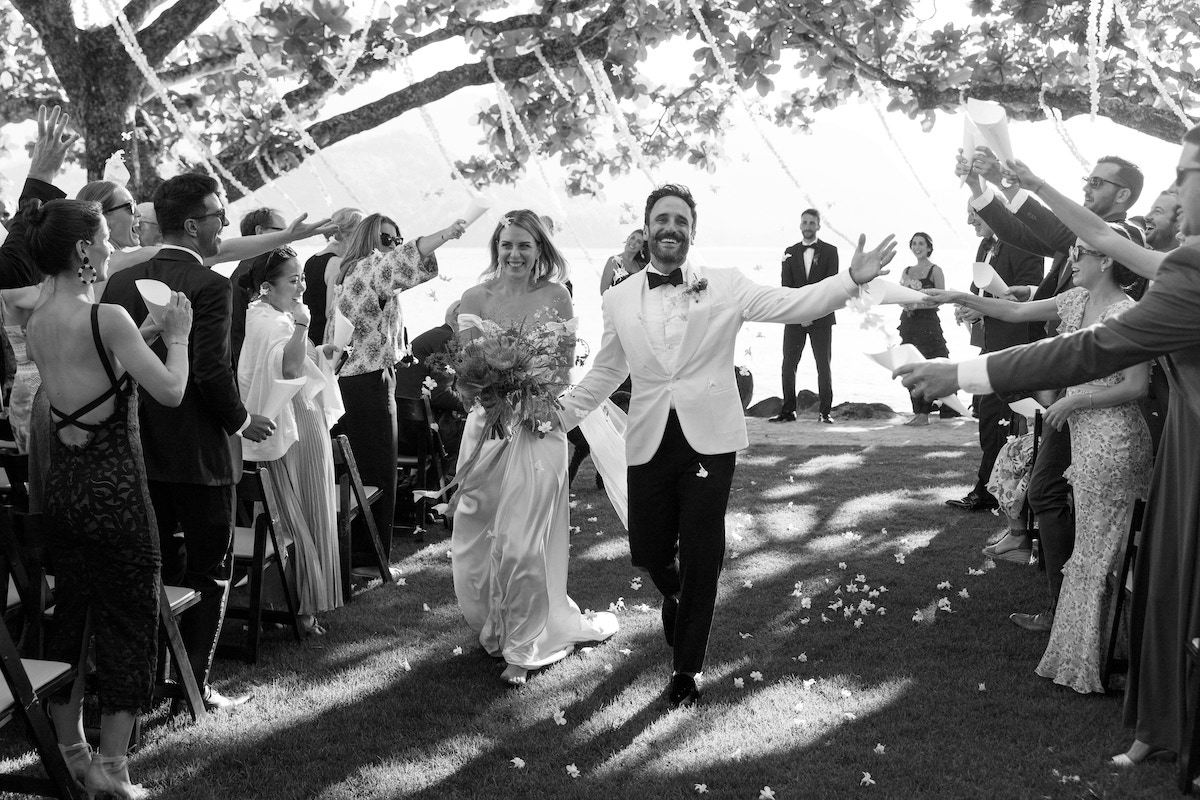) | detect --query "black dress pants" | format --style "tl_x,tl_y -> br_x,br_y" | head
780,325 -> 832,416
337,368 -> 398,560
627,411 -> 735,674
1027,421 -> 1073,605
